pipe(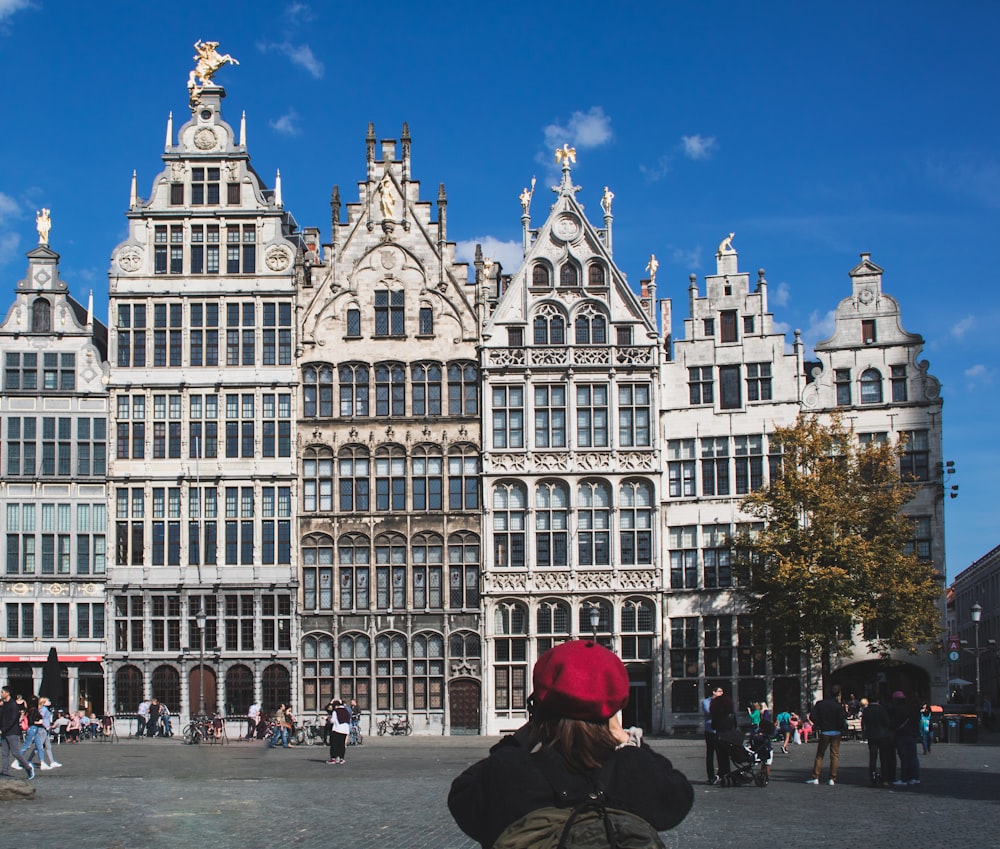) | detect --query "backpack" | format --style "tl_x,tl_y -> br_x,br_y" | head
492,755 -> 666,849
